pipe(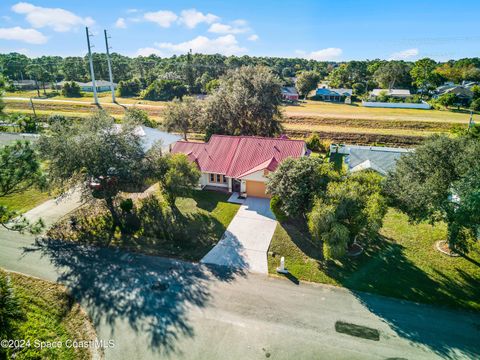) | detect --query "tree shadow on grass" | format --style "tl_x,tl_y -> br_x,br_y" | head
186,190 -> 228,213
282,223 -> 480,358
23,237 -> 246,357
328,239 -> 480,359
